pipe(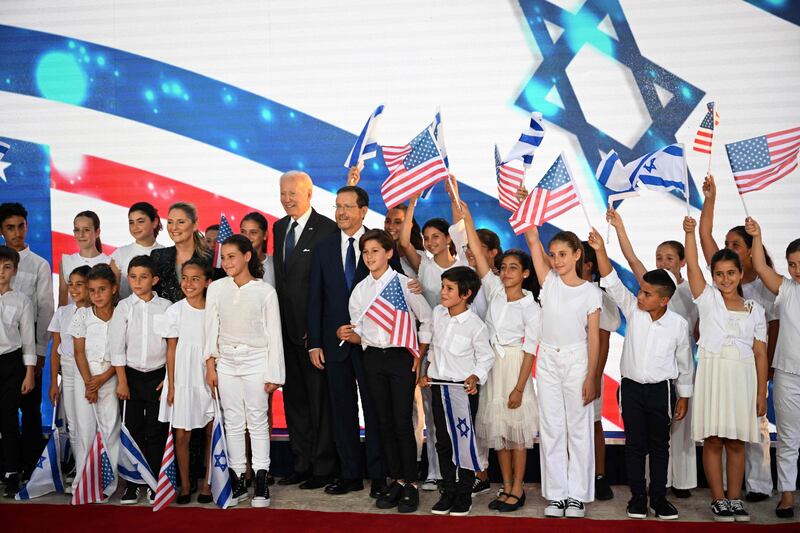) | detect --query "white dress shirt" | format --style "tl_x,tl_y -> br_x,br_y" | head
262,255 -> 275,287
601,270 -> 694,396
68,306 -> 112,375
283,207 -> 313,260
341,226 -> 365,267
107,292 -> 171,372
349,268 -> 433,349
694,284 -> 767,358
773,277 -> 800,374
481,272 -> 541,356
205,277 -> 285,385
0,289 -> 36,365
47,304 -> 79,363
539,271 -> 603,346
12,246 -> 54,355
428,305 -> 494,384
111,241 -> 165,298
